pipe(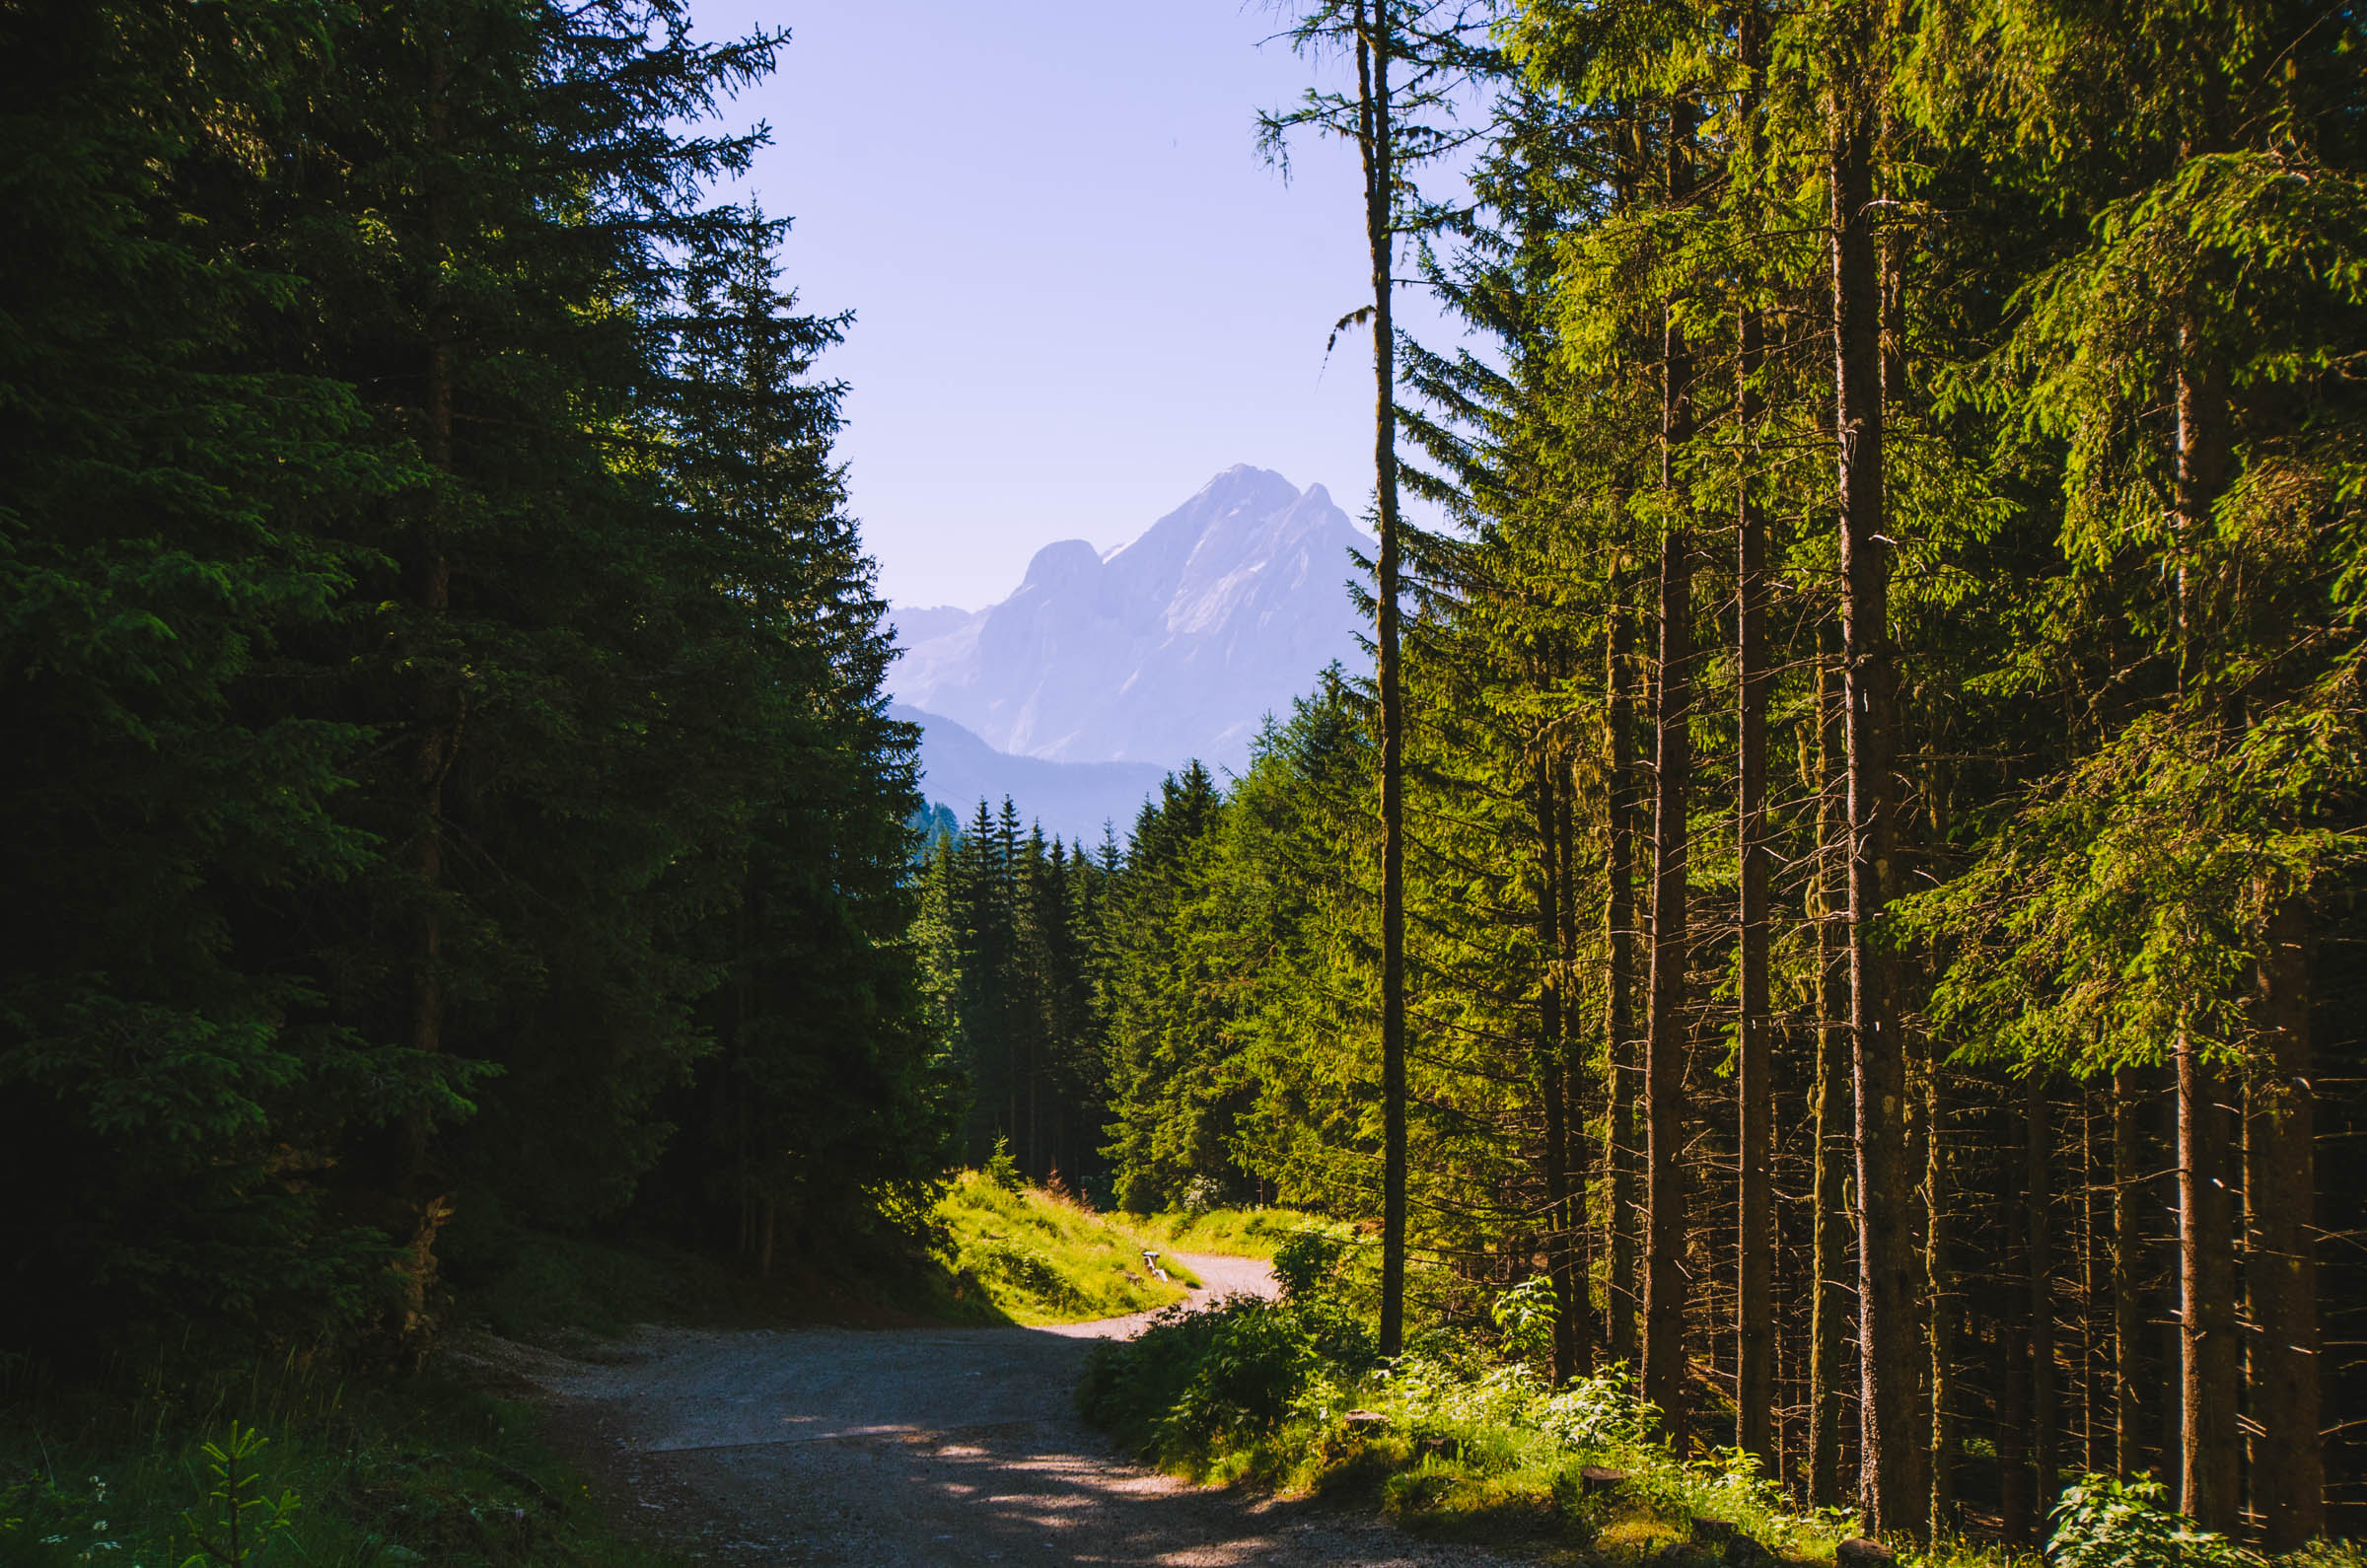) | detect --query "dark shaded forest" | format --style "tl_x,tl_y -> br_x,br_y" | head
1,0 -> 949,1359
